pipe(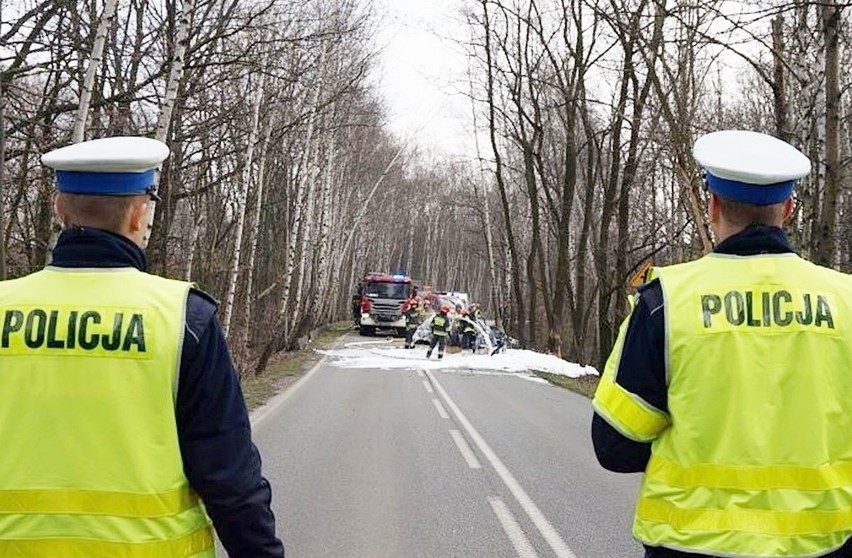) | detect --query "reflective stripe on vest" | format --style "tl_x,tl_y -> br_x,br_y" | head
0,526 -> 212,558
634,254 -> 852,557
593,294 -> 670,442
433,316 -> 448,336
0,267 -> 214,557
